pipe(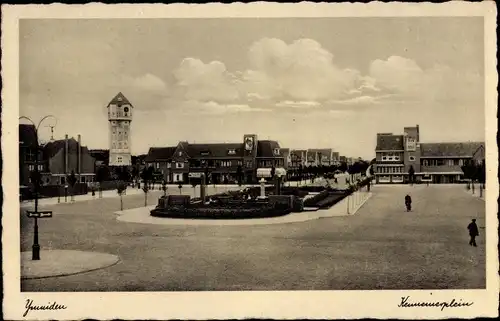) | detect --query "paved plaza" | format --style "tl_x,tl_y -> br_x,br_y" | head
20,184 -> 486,291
